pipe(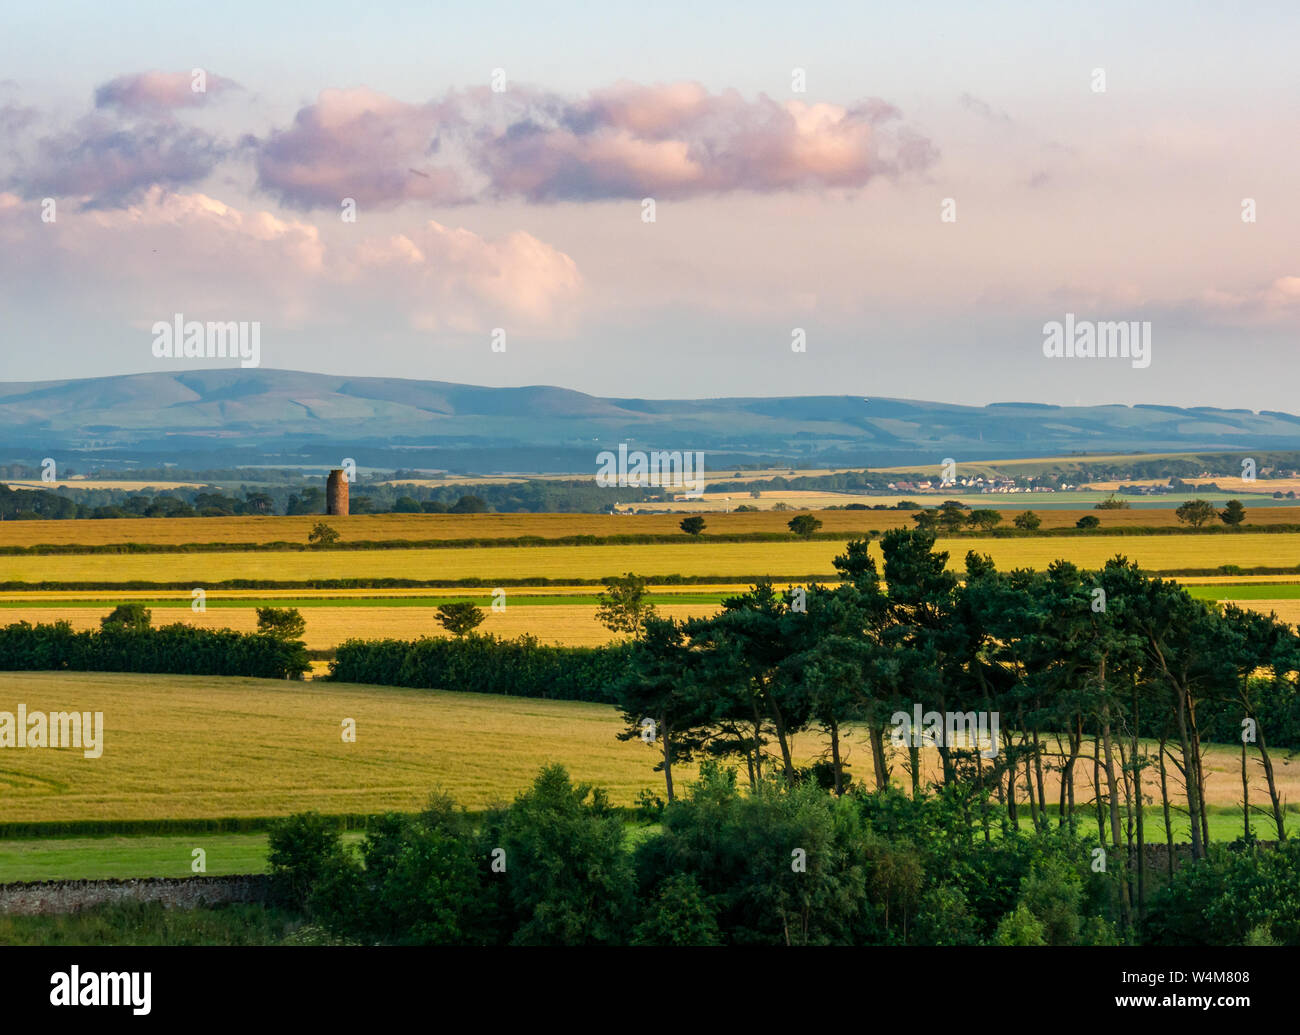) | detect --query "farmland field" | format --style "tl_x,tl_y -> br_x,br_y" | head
5,532 -> 1300,585
3,506 -> 1300,548
1,672 -> 1293,828
3,590 -> 1299,650
0,603 -> 719,649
